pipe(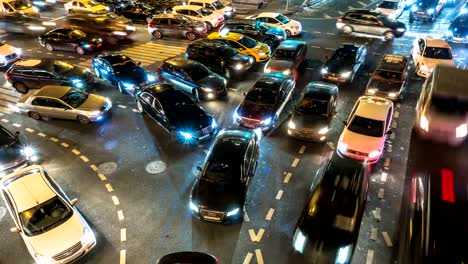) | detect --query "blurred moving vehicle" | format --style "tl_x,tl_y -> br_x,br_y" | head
157,252 -> 219,264
336,9 -> 406,40
365,54 -> 409,100
288,82 -> 338,141
248,12 -> 302,36
190,129 -> 259,224
148,14 -> 207,41
134,83 -> 217,142
411,37 -> 455,77
17,85 -> 112,123
0,126 -> 38,178
172,5 -> 224,31
65,12 -> 136,44
0,0 -> 39,17
414,65 -> 468,146
64,0 -> 108,14
158,58 -> 227,100
445,14 -> 468,43
113,2 -> 159,23
0,40 -> 22,68
92,52 -> 155,94
219,19 -> 286,49
0,165 -> 97,264
409,0 -> 444,23
0,13 -> 55,35
234,72 -> 295,131
31,0 -> 56,10
185,39 -> 253,79
321,43 -> 367,84
208,31 -> 271,62
6,59 -> 94,93
292,152 -> 370,263
375,0 -> 405,19
399,168 -> 468,264
95,0 -> 130,9
264,40 -> 307,78
337,96 -> 394,163
187,0 -> 234,18
39,28 -> 103,55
